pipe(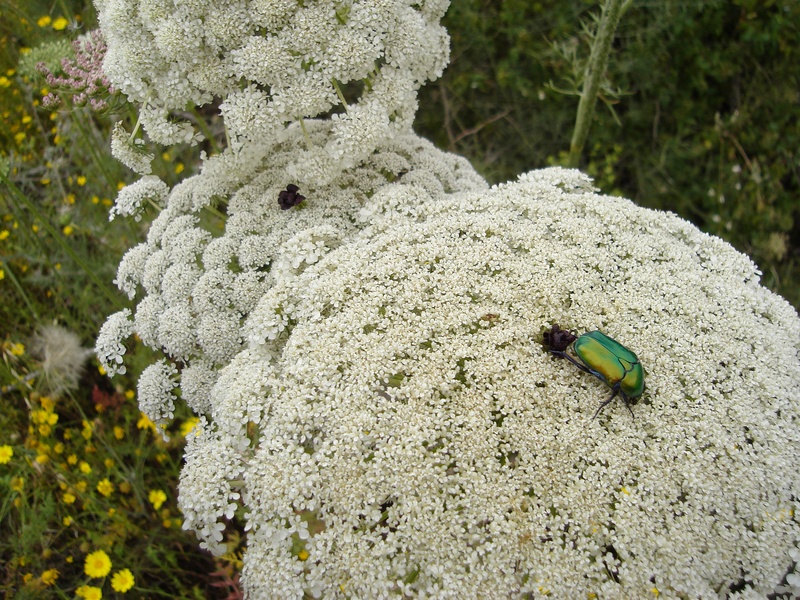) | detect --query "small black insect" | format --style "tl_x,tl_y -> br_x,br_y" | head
278,184 -> 305,210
